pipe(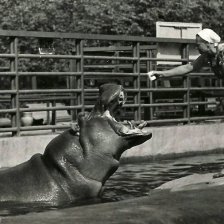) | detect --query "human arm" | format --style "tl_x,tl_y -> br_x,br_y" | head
148,54 -> 208,80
